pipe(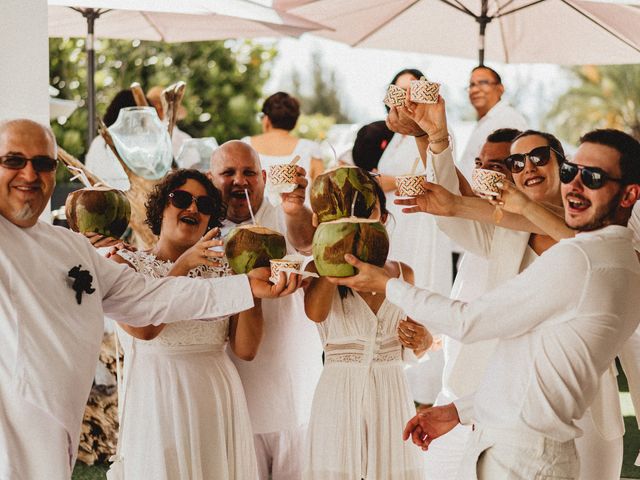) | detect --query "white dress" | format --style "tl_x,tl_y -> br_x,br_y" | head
304,289 -> 423,480
116,251 -> 258,480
